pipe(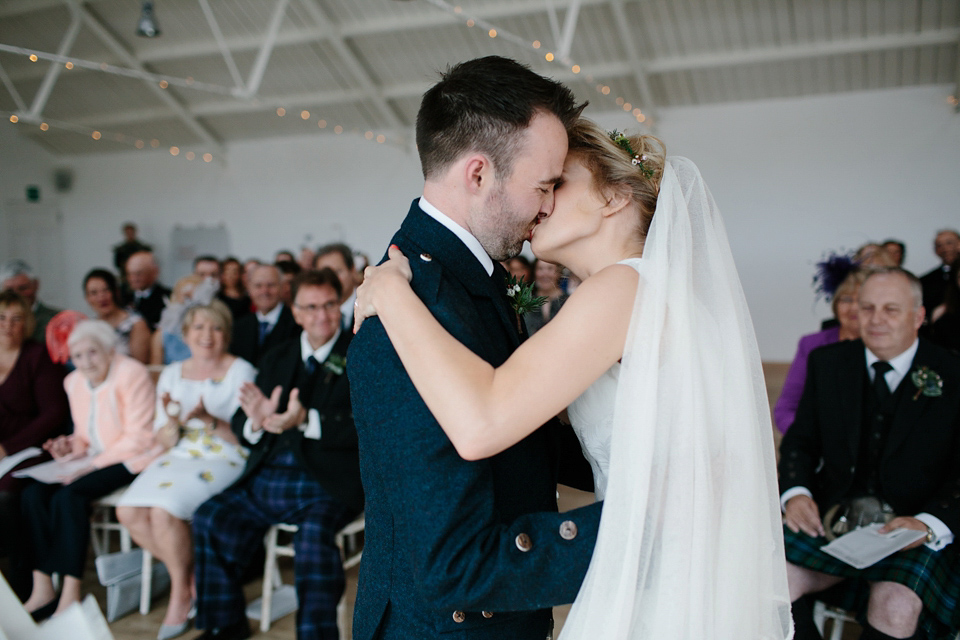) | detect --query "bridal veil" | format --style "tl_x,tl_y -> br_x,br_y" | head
559,157 -> 794,639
